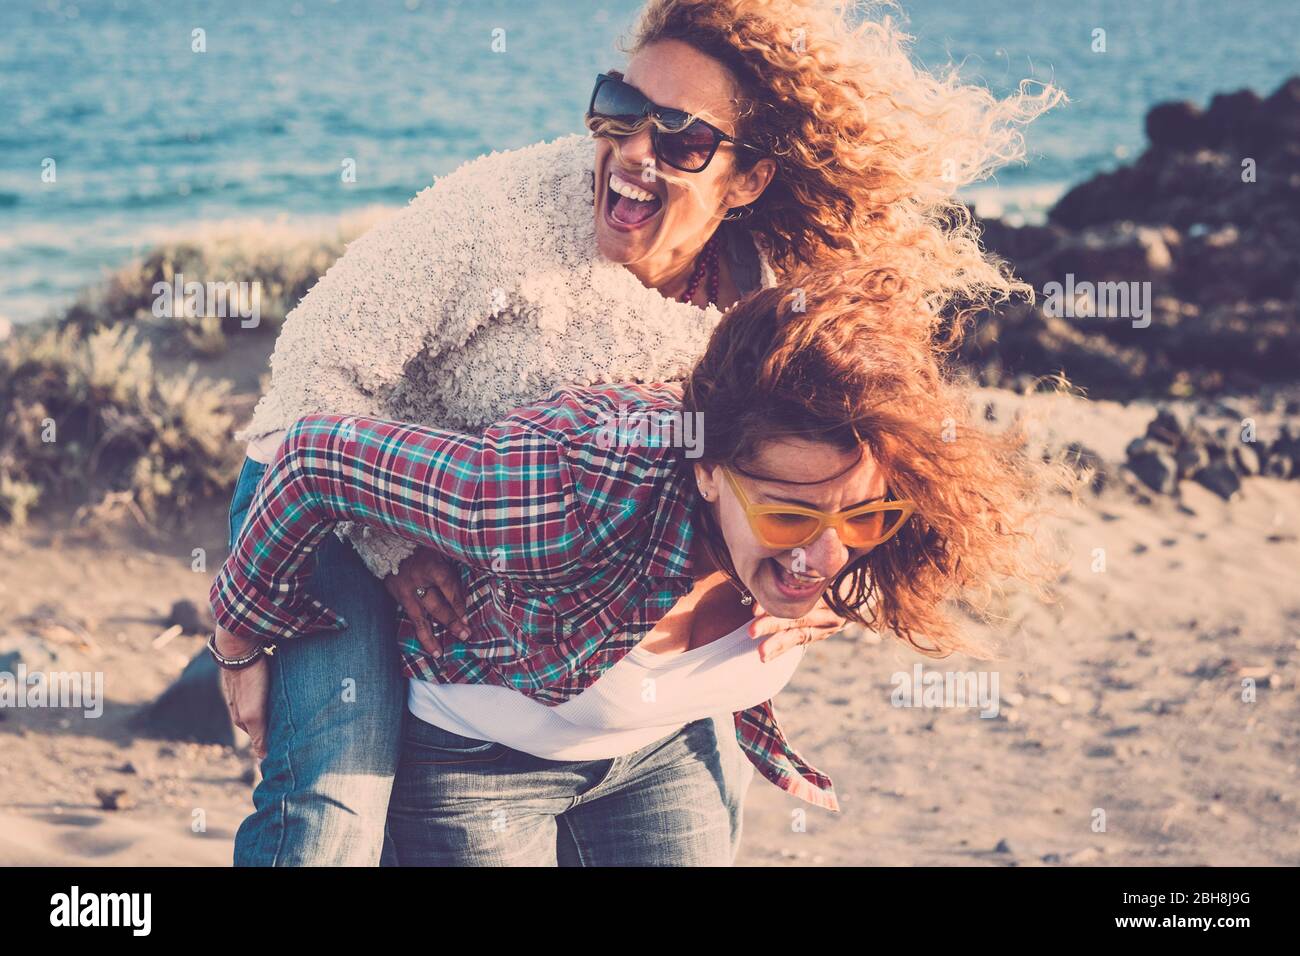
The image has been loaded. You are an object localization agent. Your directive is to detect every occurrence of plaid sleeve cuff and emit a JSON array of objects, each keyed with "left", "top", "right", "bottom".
[{"left": 209, "top": 553, "right": 348, "bottom": 645}]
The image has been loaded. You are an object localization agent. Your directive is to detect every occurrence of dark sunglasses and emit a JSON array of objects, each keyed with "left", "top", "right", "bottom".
[{"left": 586, "top": 72, "right": 766, "bottom": 173}]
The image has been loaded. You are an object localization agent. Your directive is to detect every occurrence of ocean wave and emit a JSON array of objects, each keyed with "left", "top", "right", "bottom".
[
  {"left": 961, "top": 182, "right": 1067, "bottom": 225},
  {"left": 2, "top": 205, "right": 402, "bottom": 324}
]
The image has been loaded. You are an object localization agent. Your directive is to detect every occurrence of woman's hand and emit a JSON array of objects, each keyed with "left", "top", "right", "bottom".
[
  {"left": 215, "top": 627, "right": 272, "bottom": 759},
  {"left": 384, "top": 547, "right": 470, "bottom": 657},
  {"left": 748, "top": 597, "right": 848, "bottom": 662}
]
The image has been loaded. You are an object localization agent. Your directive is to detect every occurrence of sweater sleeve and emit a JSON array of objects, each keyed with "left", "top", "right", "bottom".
[{"left": 339, "top": 525, "right": 419, "bottom": 578}]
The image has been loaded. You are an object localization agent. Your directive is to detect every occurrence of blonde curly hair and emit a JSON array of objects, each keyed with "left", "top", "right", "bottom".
[{"left": 617, "top": 0, "right": 1063, "bottom": 334}]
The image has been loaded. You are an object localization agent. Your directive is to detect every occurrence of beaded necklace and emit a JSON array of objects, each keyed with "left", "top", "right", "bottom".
[{"left": 676, "top": 234, "right": 721, "bottom": 307}]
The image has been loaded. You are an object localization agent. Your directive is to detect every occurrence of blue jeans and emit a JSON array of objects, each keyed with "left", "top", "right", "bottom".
[
  {"left": 226, "top": 455, "right": 754, "bottom": 866},
  {"left": 387, "top": 715, "right": 733, "bottom": 865},
  {"left": 228, "top": 457, "right": 405, "bottom": 866}
]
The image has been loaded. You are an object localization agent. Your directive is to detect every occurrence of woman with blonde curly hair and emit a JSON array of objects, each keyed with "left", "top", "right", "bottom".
[
  {"left": 215, "top": 0, "right": 1060, "bottom": 865},
  {"left": 212, "top": 265, "right": 1055, "bottom": 865}
]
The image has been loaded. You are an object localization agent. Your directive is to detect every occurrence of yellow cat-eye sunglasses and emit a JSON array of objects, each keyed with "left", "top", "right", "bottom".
[{"left": 720, "top": 466, "right": 916, "bottom": 551}]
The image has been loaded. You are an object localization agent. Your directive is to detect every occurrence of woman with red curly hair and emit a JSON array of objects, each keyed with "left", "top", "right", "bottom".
[
  {"left": 212, "top": 266, "right": 1053, "bottom": 865},
  {"left": 217, "top": 0, "right": 1060, "bottom": 866}
]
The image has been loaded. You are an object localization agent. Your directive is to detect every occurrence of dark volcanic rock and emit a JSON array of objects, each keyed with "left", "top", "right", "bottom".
[
  {"left": 970, "top": 75, "right": 1300, "bottom": 402},
  {"left": 1146, "top": 408, "right": 1192, "bottom": 446},
  {"left": 1272, "top": 425, "right": 1300, "bottom": 459},
  {"left": 1194, "top": 463, "right": 1242, "bottom": 500},
  {"left": 1231, "top": 443, "right": 1262, "bottom": 476},
  {"left": 1202, "top": 89, "right": 1264, "bottom": 149},
  {"left": 1048, "top": 80, "right": 1300, "bottom": 234},
  {"left": 1117, "top": 410, "right": 1299, "bottom": 502},
  {"left": 1129, "top": 449, "right": 1178, "bottom": 495},
  {"left": 1145, "top": 101, "right": 1205, "bottom": 150},
  {"left": 1264, "top": 427, "right": 1300, "bottom": 478},
  {"left": 132, "top": 649, "right": 233, "bottom": 746},
  {"left": 164, "top": 599, "right": 212, "bottom": 636},
  {"left": 1264, "top": 453, "right": 1295, "bottom": 479},
  {"left": 1264, "top": 76, "right": 1300, "bottom": 142},
  {"left": 1175, "top": 443, "right": 1210, "bottom": 480},
  {"left": 1061, "top": 442, "right": 1108, "bottom": 494},
  {"left": 1041, "top": 223, "right": 1177, "bottom": 292}
]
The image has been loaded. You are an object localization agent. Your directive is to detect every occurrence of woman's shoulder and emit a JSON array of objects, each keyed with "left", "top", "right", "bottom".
[
  {"left": 495, "top": 383, "right": 685, "bottom": 444},
  {"left": 276, "top": 134, "right": 596, "bottom": 334},
  {"left": 324, "top": 134, "right": 593, "bottom": 270},
  {"left": 511, "top": 385, "right": 695, "bottom": 557},
  {"left": 489, "top": 383, "right": 690, "bottom": 487},
  {"left": 747, "top": 228, "right": 779, "bottom": 290},
  {"left": 483, "top": 382, "right": 695, "bottom": 572},
  {"left": 409, "top": 133, "right": 594, "bottom": 216}
]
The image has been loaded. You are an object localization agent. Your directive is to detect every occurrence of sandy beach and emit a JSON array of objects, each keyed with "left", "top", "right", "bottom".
[{"left": 2, "top": 345, "right": 1296, "bottom": 865}]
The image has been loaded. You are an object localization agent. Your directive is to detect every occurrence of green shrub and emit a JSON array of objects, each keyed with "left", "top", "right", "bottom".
[
  {"left": 0, "top": 324, "right": 241, "bottom": 526},
  {"left": 61, "top": 208, "right": 392, "bottom": 355}
]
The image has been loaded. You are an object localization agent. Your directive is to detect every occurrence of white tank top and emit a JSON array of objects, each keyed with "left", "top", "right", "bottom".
[{"left": 406, "top": 620, "right": 806, "bottom": 761}]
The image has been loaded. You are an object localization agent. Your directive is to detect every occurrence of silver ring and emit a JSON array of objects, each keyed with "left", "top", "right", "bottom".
[{"left": 414, "top": 587, "right": 428, "bottom": 599}]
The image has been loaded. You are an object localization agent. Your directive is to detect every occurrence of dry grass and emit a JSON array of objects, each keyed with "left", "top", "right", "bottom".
[
  {"left": 0, "top": 324, "right": 240, "bottom": 527},
  {"left": 0, "top": 208, "right": 397, "bottom": 527},
  {"left": 61, "top": 207, "right": 393, "bottom": 355}
]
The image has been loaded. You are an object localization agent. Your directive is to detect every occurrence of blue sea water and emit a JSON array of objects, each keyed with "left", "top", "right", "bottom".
[{"left": 1, "top": 0, "right": 1297, "bottom": 324}]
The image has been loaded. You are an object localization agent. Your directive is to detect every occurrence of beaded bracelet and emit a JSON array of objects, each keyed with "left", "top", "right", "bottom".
[{"left": 206, "top": 632, "right": 277, "bottom": 670}]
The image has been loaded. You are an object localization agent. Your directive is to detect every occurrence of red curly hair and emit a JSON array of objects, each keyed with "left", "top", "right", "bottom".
[{"left": 683, "top": 264, "right": 1062, "bottom": 655}]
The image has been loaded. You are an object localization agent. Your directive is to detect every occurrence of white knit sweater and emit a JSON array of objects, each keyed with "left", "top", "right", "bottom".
[{"left": 238, "top": 133, "right": 776, "bottom": 577}]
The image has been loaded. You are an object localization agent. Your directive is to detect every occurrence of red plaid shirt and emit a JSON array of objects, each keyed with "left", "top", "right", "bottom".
[{"left": 211, "top": 383, "right": 838, "bottom": 811}]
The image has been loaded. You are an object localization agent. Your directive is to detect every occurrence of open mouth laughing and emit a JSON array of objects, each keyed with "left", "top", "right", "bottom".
[
  {"left": 602, "top": 168, "right": 665, "bottom": 231},
  {"left": 766, "top": 558, "right": 828, "bottom": 602}
]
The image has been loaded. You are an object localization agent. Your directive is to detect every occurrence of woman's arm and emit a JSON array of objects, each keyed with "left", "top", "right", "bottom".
[
  {"left": 210, "top": 411, "right": 589, "bottom": 648},
  {"left": 238, "top": 154, "right": 537, "bottom": 577}
]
